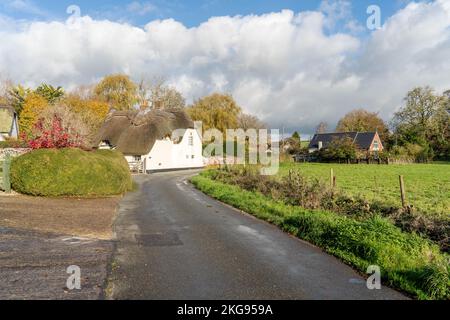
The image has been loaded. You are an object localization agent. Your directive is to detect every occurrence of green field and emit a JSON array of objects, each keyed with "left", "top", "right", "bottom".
[{"left": 279, "top": 162, "right": 450, "bottom": 217}]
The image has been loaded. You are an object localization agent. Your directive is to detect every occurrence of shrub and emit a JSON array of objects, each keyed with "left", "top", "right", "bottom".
[
  {"left": 11, "top": 148, "right": 132, "bottom": 197},
  {"left": 24, "top": 103, "right": 90, "bottom": 149},
  {"left": 318, "top": 137, "right": 357, "bottom": 162}
]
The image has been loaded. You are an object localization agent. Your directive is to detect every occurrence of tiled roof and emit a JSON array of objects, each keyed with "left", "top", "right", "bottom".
[{"left": 309, "top": 132, "right": 377, "bottom": 150}]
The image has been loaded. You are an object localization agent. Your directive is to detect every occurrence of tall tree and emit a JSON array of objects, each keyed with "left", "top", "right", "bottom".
[
  {"left": 35, "top": 84, "right": 64, "bottom": 104},
  {"left": 444, "top": 89, "right": 450, "bottom": 112},
  {"left": 137, "top": 76, "right": 185, "bottom": 110},
  {"left": 94, "top": 74, "right": 137, "bottom": 110},
  {"left": 292, "top": 131, "right": 300, "bottom": 140},
  {"left": 392, "top": 86, "right": 449, "bottom": 159},
  {"left": 187, "top": 93, "right": 242, "bottom": 134},
  {"left": 6, "top": 83, "right": 63, "bottom": 117},
  {"left": 62, "top": 93, "right": 110, "bottom": 142},
  {"left": 8, "top": 85, "right": 31, "bottom": 116},
  {"left": 315, "top": 122, "right": 328, "bottom": 134},
  {"left": 19, "top": 93, "right": 49, "bottom": 136},
  {"left": 336, "top": 108, "right": 389, "bottom": 141},
  {"left": 238, "top": 113, "right": 267, "bottom": 130},
  {"left": 0, "top": 78, "right": 12, "bottom": 105},
  {"left": 393, "top": 87, "right": 443, "bottom": 132}
]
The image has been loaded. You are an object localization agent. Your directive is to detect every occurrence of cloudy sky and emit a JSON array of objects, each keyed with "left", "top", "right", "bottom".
[{"left": 0, "top": 0, "right": 449, "bottom": 134}]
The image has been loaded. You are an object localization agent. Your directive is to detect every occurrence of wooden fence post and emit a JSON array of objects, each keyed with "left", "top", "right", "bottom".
[
  {"left": 330, "top": 168, "right": 334, "bottom": 188},
  {"left": 399, "top": 175, "right": 406, "bottom": 208}
]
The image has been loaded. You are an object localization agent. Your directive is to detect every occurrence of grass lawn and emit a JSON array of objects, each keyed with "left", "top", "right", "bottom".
[{"left": 279, "top": 162, "right": 450, "bottom": 218}]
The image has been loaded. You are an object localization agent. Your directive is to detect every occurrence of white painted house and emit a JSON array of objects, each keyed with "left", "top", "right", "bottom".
[
  {"left": 0, "top": 106, "right": 19, "bottom": 141},
  {"left": 96, "top": 109, "right": 204, "bottom": 173}
]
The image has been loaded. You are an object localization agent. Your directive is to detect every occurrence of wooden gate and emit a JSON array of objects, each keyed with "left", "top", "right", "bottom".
[{"left": 0, "top": 154, "right": 11, "bottom": 193}]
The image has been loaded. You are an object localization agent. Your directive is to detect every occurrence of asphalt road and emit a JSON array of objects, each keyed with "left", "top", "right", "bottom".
[{"left": 109, "top": 170, "right": 406, "bottom": 300}]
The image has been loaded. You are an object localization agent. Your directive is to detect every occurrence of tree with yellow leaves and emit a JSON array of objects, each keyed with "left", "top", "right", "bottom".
[
  {"left": 19, "top": 93, "right": 49, "bottom": 136},
  {"left": 187, "top": 93, "right": 241, "bottom": 134},
  {"left": 62, "top": 93, "right": 110, "bottom": 142},
  {"left": 94, "top": 74, "right": 137, "bottom": 110}
]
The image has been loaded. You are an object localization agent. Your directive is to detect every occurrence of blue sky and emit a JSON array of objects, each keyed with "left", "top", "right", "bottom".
[{"left": 1, "top": 0, "right": 408, "bottom": 28}]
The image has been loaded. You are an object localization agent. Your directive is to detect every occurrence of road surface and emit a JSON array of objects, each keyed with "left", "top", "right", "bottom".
[{"left": 108, "top": 170, "right": 406, "bottom": 300}]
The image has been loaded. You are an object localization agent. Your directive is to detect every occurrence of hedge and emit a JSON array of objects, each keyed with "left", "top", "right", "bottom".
[{"left": 11, "top": 148, "right": 132, "bottom": 197}]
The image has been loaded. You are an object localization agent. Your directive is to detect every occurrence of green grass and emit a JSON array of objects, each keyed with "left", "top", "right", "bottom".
[
  {"left": 11, "top": 148, "right": 133, "bottom": 197},
  {"left": 278, "top": 162, "right": 450, "bottom": 217},
  {"left": 191, "top": 172, "right": 450, "bottom": 300}
]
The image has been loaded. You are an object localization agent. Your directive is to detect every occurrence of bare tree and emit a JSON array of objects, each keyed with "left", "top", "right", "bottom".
[
  {"left": 316, "top": 121, "right": 328, "bottom": 134},
  {"left": 0, "top": 76, "right": 13, "bottom": 105},
  {"left": 71, "top": 84, "right": 96, "bottom": 100},
  {"left": 138, "top": 76, "right": 185, "bottom": 110},
  {"left": 238, "top": 113, "right": 267, "bottom": 130}
]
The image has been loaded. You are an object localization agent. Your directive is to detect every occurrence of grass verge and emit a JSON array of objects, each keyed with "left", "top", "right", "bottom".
[{"left": 191, "top": 171, "right": 450, "bottom": 300}]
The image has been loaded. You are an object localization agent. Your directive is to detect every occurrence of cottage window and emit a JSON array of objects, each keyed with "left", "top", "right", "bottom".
[
  {"left": 133, "top": 155, "right": 141, "bottom": 161},
  {"left": 188, "top": 135, "right": 194, "bottom": 146},
  {"left": 373, "top": 141, "right": 379, "bottom": 151}
]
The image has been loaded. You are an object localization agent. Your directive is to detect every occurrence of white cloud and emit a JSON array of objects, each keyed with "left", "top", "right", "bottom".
[{"left": 0, "top": 1, "right": 449, "bottom": 133}]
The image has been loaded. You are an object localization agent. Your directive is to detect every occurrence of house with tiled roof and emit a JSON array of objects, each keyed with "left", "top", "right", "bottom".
[{"left": 308, "top": 131, "right": 383, "bottom": 153}]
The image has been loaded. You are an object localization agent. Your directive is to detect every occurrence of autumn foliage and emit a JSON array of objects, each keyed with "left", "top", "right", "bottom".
[
  {"left": 18, "top": 93, "right": 49, "bottom": 136},
  {"left": 22, "top": 103, "right": 89, "bottom": 149},
  {"left": 24, "top": 116, "right": 81, "bottom": 149}
]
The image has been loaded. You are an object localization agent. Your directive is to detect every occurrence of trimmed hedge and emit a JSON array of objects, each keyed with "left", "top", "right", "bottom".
[
  {"left": 191, "top": 172, "right": 450, "bottom": 300},
  {"left": 11, "top": 148, "right": 132, "bottom": 197}
]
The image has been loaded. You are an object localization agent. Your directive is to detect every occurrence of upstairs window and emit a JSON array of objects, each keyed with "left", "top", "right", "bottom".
[
  {"left": 373, "top": 141, "right": 379, "bottom": 151},
  {"left": 188, "top": 135, "right": 194, "bottom": 146}
]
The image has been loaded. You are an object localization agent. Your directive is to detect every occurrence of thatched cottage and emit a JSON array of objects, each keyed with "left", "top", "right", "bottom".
[
  {"left": 96, "top": 109, "right": 204, "bottom": 173},
  {"left": 0, "top": 106, "right": 19, "bottom": 141}
]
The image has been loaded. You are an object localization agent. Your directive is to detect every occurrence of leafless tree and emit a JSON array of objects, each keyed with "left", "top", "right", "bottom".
[
  {"left": 0, "top": 76, "right": 13, "bottom": 105},
  {"left": 316, "top": 121, "right": 328, "bottom": 134},
  {"left": 238, "top": 113, "right": 267, "bottom": 130},
  {"left": 138, "top": 76, "right": 185, "bottom": 110}
]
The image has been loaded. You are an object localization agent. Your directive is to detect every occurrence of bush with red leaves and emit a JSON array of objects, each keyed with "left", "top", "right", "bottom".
[{"left": 22, "top": 115, "right": 84, "bottom": 149}]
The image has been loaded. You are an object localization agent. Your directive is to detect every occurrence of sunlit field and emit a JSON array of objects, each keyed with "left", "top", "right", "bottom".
[{"left": 279, "top": 162, "right": 450, "bottom": 217}]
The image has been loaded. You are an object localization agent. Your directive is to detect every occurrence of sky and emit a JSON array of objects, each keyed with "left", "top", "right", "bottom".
[{"left": 0, "top": 0, "right": 449, "bottom": 134}]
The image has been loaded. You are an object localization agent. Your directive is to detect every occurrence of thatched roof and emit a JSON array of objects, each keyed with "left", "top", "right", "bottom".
[{"left": 95, "top": 109, "right": 194, "bottom": 155}]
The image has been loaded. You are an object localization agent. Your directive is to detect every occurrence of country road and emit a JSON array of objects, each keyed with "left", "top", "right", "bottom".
[{"left": 108, "top": 170, "right": 406, "bottom": 300}]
